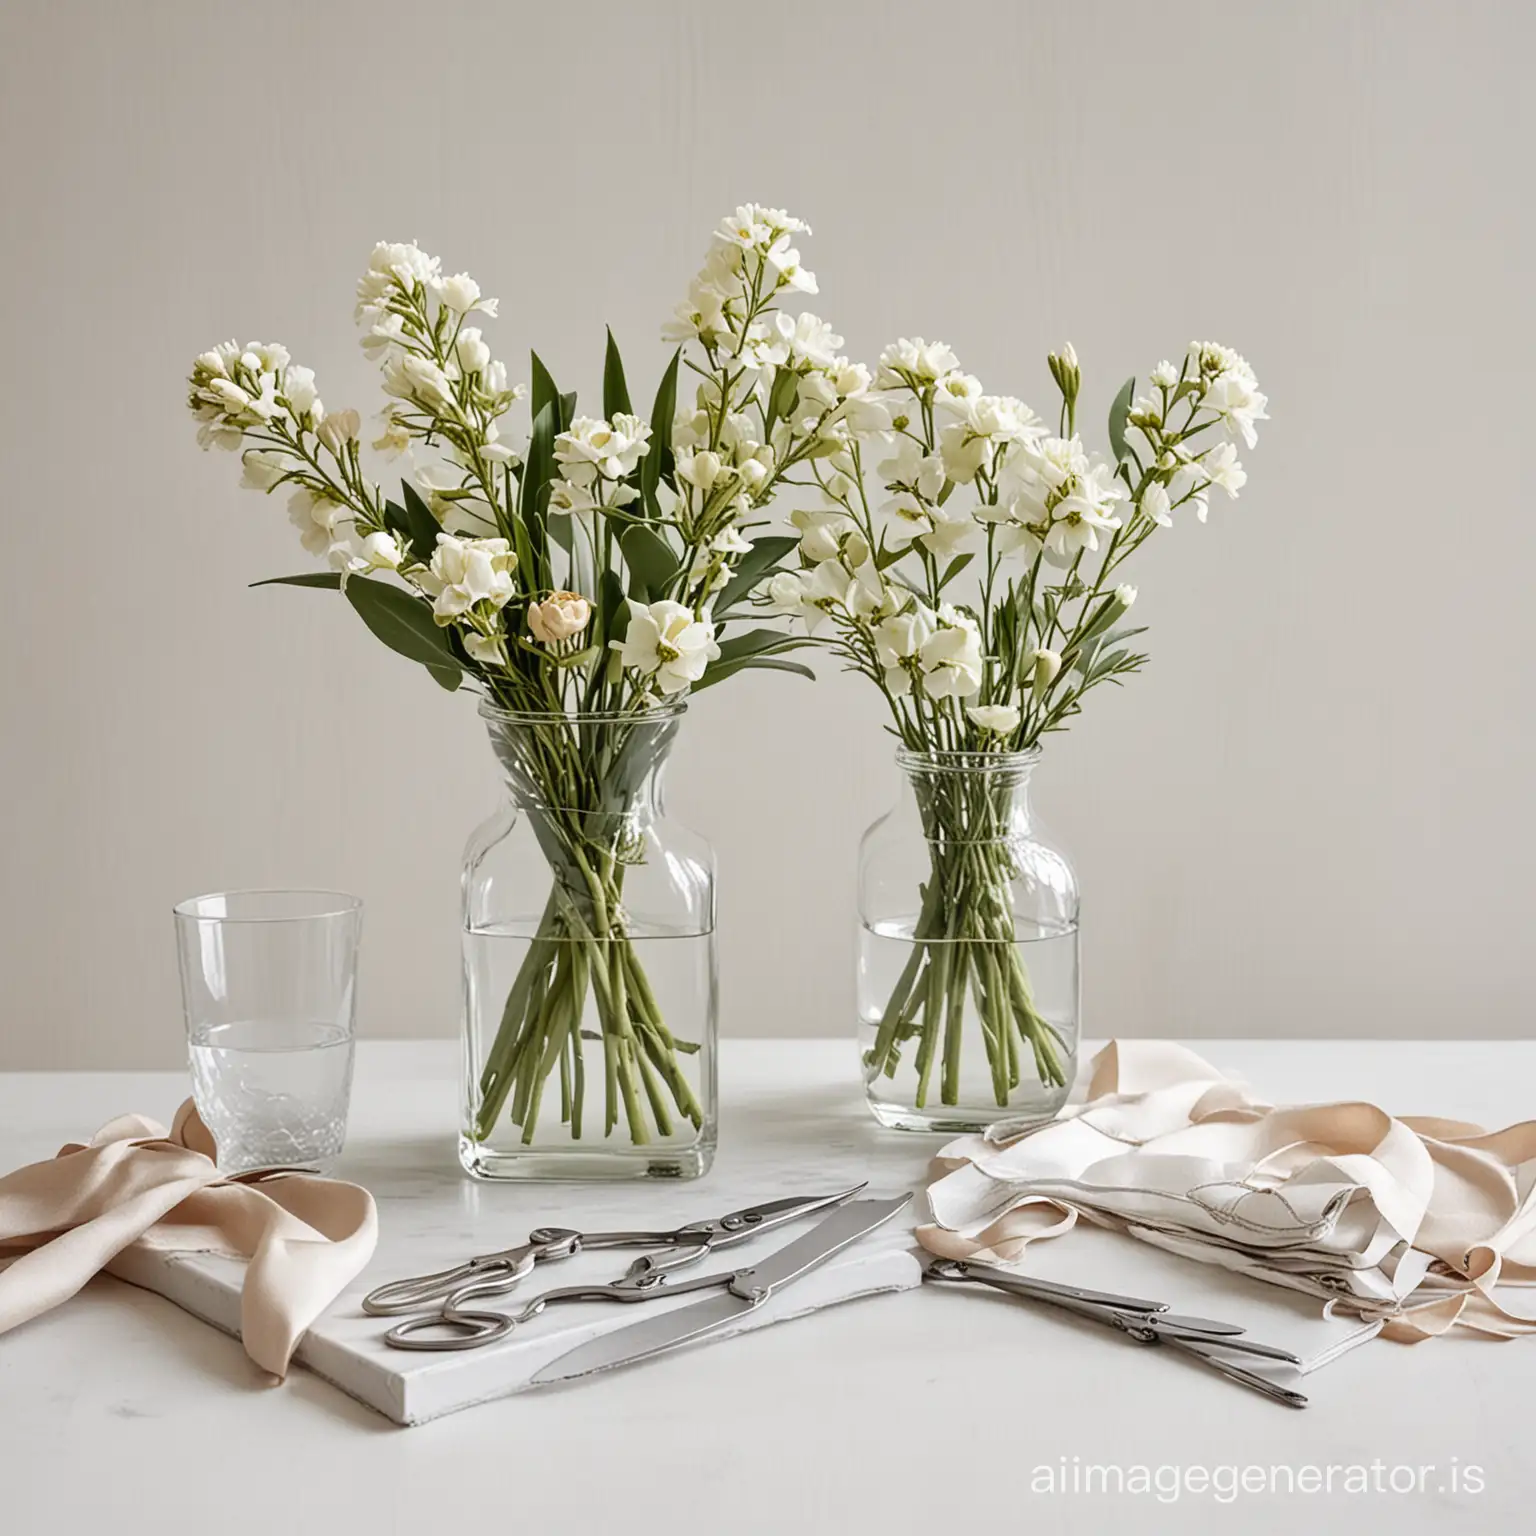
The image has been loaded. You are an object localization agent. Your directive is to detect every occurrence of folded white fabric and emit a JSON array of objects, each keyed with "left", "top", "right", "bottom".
[{"left": 918, "top": 1041, "right": 1536, "bottom": 1341}]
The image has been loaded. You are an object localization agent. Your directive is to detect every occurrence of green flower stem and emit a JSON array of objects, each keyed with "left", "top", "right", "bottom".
[{"left": 861, "top": 774, "right": 1069, "bottom": 1110}]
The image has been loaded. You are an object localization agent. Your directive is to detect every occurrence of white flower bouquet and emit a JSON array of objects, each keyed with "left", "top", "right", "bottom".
[
  {"left": 756, "top": 333, "right": 1267, "bottom": 1116},
  {"left": 185, "top": 216, "right": 852, "bottom": 1155}
]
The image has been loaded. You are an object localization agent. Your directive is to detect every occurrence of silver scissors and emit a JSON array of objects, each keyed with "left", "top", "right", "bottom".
[
  {"left": 387, "top": 1193, "right": 911, "bottom": 1354},
  {"left": 361, "top": 1183, "right": 867, "bottom": 1317},
  {"left": 924, "top": 1257, "right": 1309, "bottom": 1408}
]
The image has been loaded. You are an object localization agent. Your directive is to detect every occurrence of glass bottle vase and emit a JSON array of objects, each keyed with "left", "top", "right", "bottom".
[
  {"left": 858, "top": 748, "right": 1079, "bottom": 1134},
  {"left": 459, "top": 702, "right": 717, "bottom": 1180}
]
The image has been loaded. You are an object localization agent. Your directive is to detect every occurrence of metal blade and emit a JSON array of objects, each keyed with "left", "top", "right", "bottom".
[
  {"left": 728, "top": 1194, "right": 912, "bottom": 1295},
  {"left": 698, "top": 1182, "right": 870, "bottom": 1248},
  {"left": 531, "top": 1193, "right": 911, "bottom": 1387}
]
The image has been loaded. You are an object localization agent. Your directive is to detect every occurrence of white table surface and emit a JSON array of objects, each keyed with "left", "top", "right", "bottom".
[{"left": 4, "top": 1037, "right": 1534, "bottom": 1536}]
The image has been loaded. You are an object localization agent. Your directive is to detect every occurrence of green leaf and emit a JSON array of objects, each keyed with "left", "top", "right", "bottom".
[
  {"left": 597, "top": 568, "right": 628, "bottom": 649},
  {"left": 518, "top": 400, "right": 558, "bottom": 589},
  {"left": 398, "top": 482, "right": 443, "bottom": 564},
  {"left": 529, "top": 351, "right": 560, "bottom": 428},
  {"left": 767, "top": 366, "right": 799, "bottom": 423},
  {"left": 714, "top": 626, "right": 811, "bottom": 660},
  {"left": 693, "top": 636, "right": 817, "bottom": 691},
  {"left": 252, "top": 572, "right": 343, "bottom": 589},
  {"left": 603, "top": 328, "right": 632, "bottom": 419},
  {"left": 621, "top": 524, "right": 679, "bottom": 600},
  {"left": 714, "top": 535, "right": 800, "bottom": 614},
  {"left": 559, "top": 390, "right": 578, "bottom": 432},
  {"left": 939, "top": 551, "right": 975, "bottom": 589},
  {"left": 343, "top": 576, "right": 462, "bottom": 691},
  {"left": 640, "top": 348, "right": 681, "bottom": 518},
  {"left": 1108, "top": 375, "right": 1136, "bottom": 463}
]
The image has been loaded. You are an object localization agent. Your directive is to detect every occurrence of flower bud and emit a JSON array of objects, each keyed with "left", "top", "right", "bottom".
[
  {"left": 318, "top": 409, "right": 361, "bottom": 453},
  {"left": 1114, "top": 583, "right": 1138, "bottom": 610},
  {"left": 1029, "top": 647, "right": 1062, "bottom": 702},
  {"left": 1047, "top": 342, "right": 1081, "bottom": 406}
]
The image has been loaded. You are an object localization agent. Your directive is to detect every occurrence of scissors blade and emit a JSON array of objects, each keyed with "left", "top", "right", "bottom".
[
  {"left": 702, "top": 1182, "right": 869, "bottom": 1247},
  {"left": 531, "top": 1195, "right": 909, "bottom": 1387}
]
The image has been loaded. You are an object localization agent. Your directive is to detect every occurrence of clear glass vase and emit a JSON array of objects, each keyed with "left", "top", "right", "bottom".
[
  {"left": 459, "top": 703, "right": 717, "bottom": 1180},
  {"left": 858, "top": 748, "right": 1079, "bottom": 1134}
]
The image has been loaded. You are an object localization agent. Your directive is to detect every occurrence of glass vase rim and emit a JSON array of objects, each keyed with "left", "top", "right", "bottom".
[
  {"left": 479, "top": 700, "right": 689, "bottom": 727},
  {"left": 894, "top": 745, "right": 1042, "bottom": 775}
]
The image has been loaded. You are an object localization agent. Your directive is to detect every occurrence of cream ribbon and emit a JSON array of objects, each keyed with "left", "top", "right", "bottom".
[
  {"left": 0, "top": 1100, "right": 377, "bottom": 1376},
  {"left": 918, "top": 1041, "right": 1536, "bottom": 1342}
]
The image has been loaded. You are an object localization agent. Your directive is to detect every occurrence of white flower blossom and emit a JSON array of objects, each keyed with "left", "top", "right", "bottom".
[
  {"left": 968, "top": 703, "right": 1021, "bottom": 734},
  {"left": 919, "top": 606, "right": 984, "bottom": 699},
  {"left": 287, "top": 489, "right": 344, "bottom": 557},
  {"left": 1203, "top": 370, "right": 1269, "bottom": 450},
  {"left": 1201, "top": 441, "right": 1247, "bottom": 498},
  {"left": 435, "top": 272, "right": 497, "bottom": 316},
  {"left": 455, "top": 327, "right": 491, "bottom": 374},
  {"left": 875, "top": 338, "right": 961, "bottom": 389},
  {"left": 612, "top": 599, "right": 720, "bottom": 695},
  {"left": 382, "top": 352, "right": 456, "bottom": 413},
  {"left": 555, "top": 415, "right": 652, "bottom": 483},
  {"left": 414, "top": 534, "right": 516, "bottom": 622},
  {"left": 239, "top": 449, "right": 288, "bottom": 492},
  {"left": 1140, "top": 481, "right": 1173, "bottom": 527},
  {"left": 462, "top": 631, "right": 506, "bottom": 667},
  {"left": 874, "top": 606, "right": 937, "bottom": 696}
]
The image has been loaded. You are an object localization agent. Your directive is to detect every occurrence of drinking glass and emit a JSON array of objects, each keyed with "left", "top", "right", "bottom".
[{"left": 174, "top": 889, "right": 362, "bottom": 1172}]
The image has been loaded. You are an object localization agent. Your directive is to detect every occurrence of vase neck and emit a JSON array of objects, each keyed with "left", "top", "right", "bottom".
[
  {"left": 895, "top": 748, "right": 1039, "bottom": 841},
  {"left": 483, "top": 710, "right": 680, "bottom": 826}
]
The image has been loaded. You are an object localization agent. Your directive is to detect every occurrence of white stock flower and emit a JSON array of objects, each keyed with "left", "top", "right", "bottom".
[
  {"left": 282, "top": 365, "right": 323, "bottom": 422},
  {"left": 462, "top": 631, "right": 506, "bottom": 666},
  {"left": 1203, "top": 371, "right": 1269, "bottom": 450},
  {"left": 1141, "top": 481, "right": 1173, "bottom": 527},
  {"left": 317, "top": 408, "right": 361, "bottom": 454},
  {"left": 373, "top": 412, "right": 412, "bottom": 459},
  {"left": 880, "top": 437, "right": 946, "bottom": 501},
  {"left": 875, "top": 338, "right": 961, "bottom": 389},
  {"left": 359, "top": 530, "right": 403, "bottom": 571},
  {"left": 764, "top": 570, "right": 810, "bottom": 618},
  {"left": 1201, "top": 441, "right": 1247, "bottom": 498},
  {"left": 675, "top": 447, "right": 725, "bottom": 493},
  {"left": 874, "top": 606, "right": 937, "bottom": 696},
  {"left": 613, "top": 599, "right": 720, "bottom": 694},
  {"left": 918, "top": 498, "right": 977, "bottom": 558},
  {"left": 360, "top": 312, "right": 406, "bottom": 359},
  {"left": 435, "top": 272, "right": 497, "bottom": 316},
  {"left": 919, "top": 605, "right": 984, "bottom": 699},
  {"left": 415, "top": 534, "right": 515, "bottom": 622},
  {"left": 934, "top": 372, "right": 984, "bottom": 413},
  {"left": 968, "top": 703, "right": 1021, "bottom": 734},
  {"left": 356, "top": 240, "right": 440, "bottom": 316},
  {"left": 383, "top": 352, "right": 456, "bottom": 413},
  {"left": 1114, "top": 583, "right": 1138, "bottom": 609},
  {"left": 455, "top": 327, "right": 491, "bottom": 374},
  {"left": 555, "top": 415, "right": 652, "bottom": 482},
  {"left": 938, "top": 422, "right": 991, "bottom": 485},
  {"left": 287, "top": 489, "right": 343, "bottom": 557},
  {"left": 1150, "top": 359, "right": 1181, "bottom": 389},
  {"left": 239, "top": 449, "right": 288, "bottom": 492},
  {"left": 662, "top": 277, "right": 731, "bottom": 345},
  {"left": 764, "top": 233, "right": 817, "bottom": 294},
  {"left": 548, "top": 478, "right": 603, "bottom": 519},
  {"left": 1190, "top": 341, "right": 1256, "bottom": 387},
  {"left": 528, "top": 590, "right": 592, "bottom": 645}
]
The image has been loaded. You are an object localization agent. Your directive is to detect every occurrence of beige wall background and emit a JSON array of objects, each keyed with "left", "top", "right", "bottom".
[{"left": 1, "top": 0, "right": 1531, "bottom": 1069}]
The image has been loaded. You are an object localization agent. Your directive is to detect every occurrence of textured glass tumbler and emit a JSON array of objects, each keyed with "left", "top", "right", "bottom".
[{"left": 174, "top": 889, "right": 362, "bottom": 1172}]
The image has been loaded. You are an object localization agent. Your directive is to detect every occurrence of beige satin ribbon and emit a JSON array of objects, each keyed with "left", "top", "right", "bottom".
[
  {"left": 919, "top": 1040, "right": 1536, "bottom": 1343},
  {"left": 0, "top": 1100, "right": 377, "bottom": 1377}
]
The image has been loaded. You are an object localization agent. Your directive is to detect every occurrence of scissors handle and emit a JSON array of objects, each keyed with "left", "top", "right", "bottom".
[{"left": 361, "top": 1228, "right": 582, "bottom": 1316}]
